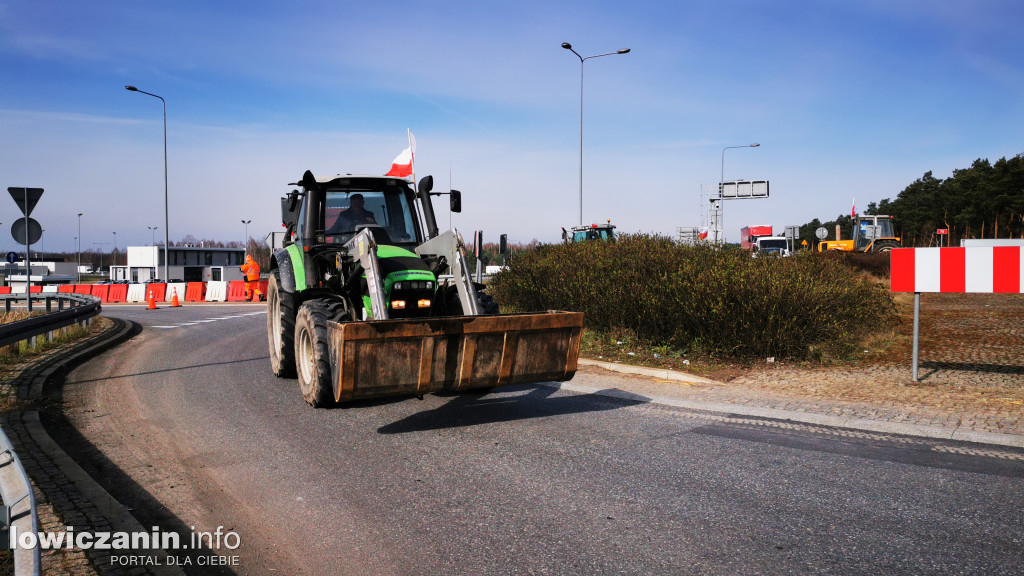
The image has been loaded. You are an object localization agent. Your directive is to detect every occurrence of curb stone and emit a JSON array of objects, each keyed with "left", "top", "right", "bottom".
[
  {"left": 574, "top": 359, "right": 1024, "bottom": 449},
  {"left": 2, "top": 317, "right": 185, "bottom": 576}
]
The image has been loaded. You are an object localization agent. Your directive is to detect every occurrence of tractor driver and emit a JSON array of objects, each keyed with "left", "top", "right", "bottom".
[{"left": 328, "top": 193, "right": 376, "bottom": 234}]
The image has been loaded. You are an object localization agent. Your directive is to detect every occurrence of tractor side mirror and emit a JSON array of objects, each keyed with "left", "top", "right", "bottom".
[{"left": 449, "top": 190, "right": 462, "bottom": 213}]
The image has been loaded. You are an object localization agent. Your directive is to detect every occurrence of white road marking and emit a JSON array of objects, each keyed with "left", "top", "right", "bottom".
[{"left": 147, "top": 310, "right": 266, "bottom": 330}]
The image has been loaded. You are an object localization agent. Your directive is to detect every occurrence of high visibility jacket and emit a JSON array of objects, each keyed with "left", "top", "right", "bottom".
[{"left": 240, "top": 260, "right": 261, "bottom": 282}]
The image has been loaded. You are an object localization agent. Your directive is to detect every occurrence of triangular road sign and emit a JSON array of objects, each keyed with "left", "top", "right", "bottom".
[{"left": 7, "top": 187, "right": 44, "bottom": 217}]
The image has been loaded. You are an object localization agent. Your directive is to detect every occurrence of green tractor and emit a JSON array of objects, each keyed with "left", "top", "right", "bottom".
[{"left": 268, "top": 170, "right": 583, "bottom": 407}]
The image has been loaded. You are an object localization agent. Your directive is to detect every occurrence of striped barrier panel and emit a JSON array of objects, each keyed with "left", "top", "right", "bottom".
[
  {"left": 205, "top": 281, "right": 227, "bottom": 302},
  {"left": 74, "top": 284, "right": 91, "bottom": 294},
  {"left": 0, "top": 287, "right": 9, "bottom": 295},
  {"left": 127, "top": 284, "right": 147, "bottom": 302},
  {"left": 891, "top": 246, "right": 1023, "bottom": 293},
  {"left": 58, "top": 285, "right": 75, "bottom": 293},
  {"left": 165, "top": 283, "right": 187, "bottom": 303},
  {"left": 185, "top": 282, "right": 206, "bottom": 302},
  {"left": 42, "top": 285, "right": 58, "bottom": 293}
]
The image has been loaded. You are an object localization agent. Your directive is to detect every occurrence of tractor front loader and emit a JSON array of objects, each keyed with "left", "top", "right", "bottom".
[{"left": 267, "top": 170, "right": 583, "bottom": 407}]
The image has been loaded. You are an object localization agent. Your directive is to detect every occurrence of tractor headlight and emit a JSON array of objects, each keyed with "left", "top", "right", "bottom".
[
  {"left": 391, "top": 300, "right": 407, "bottom": 310},
  {"left": 417, "top": 299, "right": 431, "bottom": 308}
]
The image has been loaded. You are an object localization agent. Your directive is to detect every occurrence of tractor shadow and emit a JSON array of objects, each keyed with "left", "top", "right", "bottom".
[{"left": 376, "top": 383, "right": 649, "bottom": 434}]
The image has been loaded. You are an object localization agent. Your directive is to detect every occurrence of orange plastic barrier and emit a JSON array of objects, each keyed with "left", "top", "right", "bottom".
[
  {"left": 185, "top": 282, "right": 206, "bottom": 302},
  {"left": 107, "top": 284, "right": 128, "bottom": 303},
  {"left": 91, "top": 284, "right": 110, "bottom": 302},
  {"left": 29, "top": 286, "right": 42, "bottom": 293},
  {"left": 146, "top": 283, "right": 166, "bottom": 302},
  {"left": 0, "top": 287, "right": 10, "bottom": 295},
  {"left": 74, "top": 285, "right": 91, "bottom": 294},
  {"left": 257, "top": 280, "right": 268, "bottom": 295},
  {"left": 227, "top": 281, "right": 248, "bottom": 302},
  {"left": 58, "top": 285, "right": 75, "bottom": 293}
]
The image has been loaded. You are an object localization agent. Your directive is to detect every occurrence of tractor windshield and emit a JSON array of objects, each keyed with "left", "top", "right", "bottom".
[
  {"left": 572, "top": 226, "right": 615, "bottom": 242},
  {"left": 323, "top": 182, "right": 419, "bottom": 245}
]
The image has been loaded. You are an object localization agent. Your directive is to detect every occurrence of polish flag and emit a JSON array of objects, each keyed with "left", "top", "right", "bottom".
[
  {"left": 852, "top": 198, "right": 856, "bottom": 218},
  {"left": 698, "top": 226, "right": 709, "bottom": 240},
  {"left": 386, "top": 129, "right": 417, "bottom": 177}
]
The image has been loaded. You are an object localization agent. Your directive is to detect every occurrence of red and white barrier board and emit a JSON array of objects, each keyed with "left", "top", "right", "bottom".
[{"left": 891, "top": 247, "right": 1024, "bottom": 293}]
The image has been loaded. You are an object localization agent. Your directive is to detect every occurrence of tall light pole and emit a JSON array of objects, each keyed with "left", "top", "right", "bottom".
[
  {"left": 562, "top": 42, "right": 630, "bottom": 226},
  {"left": 148, "top": 226, "right": 158, "bottom": 246},
  {"left": 721, "top": 143, "right": 760, "bottom": 186},
  {"left": 713, "top": 143, "right": 760, "bottom": 243},
  {"left": 125, "top": 85, "right": 169, "bottom": 282},
  {"left": 241, "top": 219, "right": 251, "bottom": 251},
  {"left": 77, "top": 213, "right": 83, "bottom": 283}
]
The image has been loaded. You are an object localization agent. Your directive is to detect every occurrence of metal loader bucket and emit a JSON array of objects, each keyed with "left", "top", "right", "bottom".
[{"left": 327, "top": 311, "right": 584, "bottom": 402}]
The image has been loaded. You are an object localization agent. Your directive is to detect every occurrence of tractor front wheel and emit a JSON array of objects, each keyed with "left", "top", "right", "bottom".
[
  {"left": 267, "top": 270, "right": 297, "bottom": 378},
  {"left": 295, "top": 300, "right": 337, "bottom": 407}
]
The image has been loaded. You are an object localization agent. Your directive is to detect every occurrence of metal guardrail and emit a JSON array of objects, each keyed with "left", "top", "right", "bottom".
[
  {"left": 0, "top": 293, "right": 102, "bottom": 349},
  {"left": 0, "top": 426, "right": 42, "bottom": 576}
]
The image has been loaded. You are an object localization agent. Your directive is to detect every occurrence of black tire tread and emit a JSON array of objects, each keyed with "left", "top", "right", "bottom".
[
  {"left": 295, "top": 299, "right": 337, "bottom": 407},
  {"left": 267, "top": 270, "right": 297, "bottom": 378}
]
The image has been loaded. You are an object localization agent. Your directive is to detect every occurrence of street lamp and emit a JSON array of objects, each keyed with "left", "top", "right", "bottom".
[
  {"left": 148, "top": 226, "right": 158, "bottom": 246},
  {"left": 241, "top": 219, "right": 251, "bottom": 250},
  {"left": 562, "top": 42, "right": 630, "bottom": 226},
  {"left": 721, "top": 143, "right": 760, "bottom": 185},
  {"left": 125, "top": 85, "right": 169, "bottom": 283},
  {"left": 712, "top": 143, "right": 760, "bottom": 243},
  {"left": 77, "top": 213, "right": 83, "bottom": 283}
]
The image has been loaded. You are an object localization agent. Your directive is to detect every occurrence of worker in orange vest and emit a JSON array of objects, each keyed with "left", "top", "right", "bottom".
[{"left": 240, "top": 254, "right": 262, "bottom": 301}]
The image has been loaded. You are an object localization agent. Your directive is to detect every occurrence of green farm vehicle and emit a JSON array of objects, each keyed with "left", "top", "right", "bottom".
[{"left": 267, "top": 170, "right": 583, "bottom": 407}]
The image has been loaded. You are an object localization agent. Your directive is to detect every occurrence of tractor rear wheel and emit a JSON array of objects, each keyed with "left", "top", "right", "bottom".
[
  {"left": 267, "top": 270, "right": 297, "bottom": 378},
  {"left": 295, "top": 299, "right": 336, "bottom": 407},
  {"left": 873, "top": 240, "right": 900, "bottom": 253}
]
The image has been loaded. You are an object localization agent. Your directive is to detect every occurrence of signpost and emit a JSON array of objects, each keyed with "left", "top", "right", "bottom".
[
  {"left": 936, "top": 228, "right": 948, "bottom": 248},
  {"left": 7, "top": 187, "right": 44, "bottom": 311}
]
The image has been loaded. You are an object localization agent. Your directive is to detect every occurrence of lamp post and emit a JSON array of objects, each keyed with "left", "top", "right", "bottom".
[
  {"left": 721, "top": 143, "right": 760, "bottom": 186},
  {"left": 77, "top": 213, "right": 83, "bottom": 283},
  {"left": 561, "top": 42, "right": 630, "bottom": 226},
  {"left": 241, "top": 219, "right": 251, "bottom": 251},
  {"left": 125, "top": 85, "right": 169, "bottom": 283},
  {"left": 148, "top": 226, "right": 158, "bottom": 246},
  {"left": 712, "top": 143, "right": 760, "bottom": 244}
]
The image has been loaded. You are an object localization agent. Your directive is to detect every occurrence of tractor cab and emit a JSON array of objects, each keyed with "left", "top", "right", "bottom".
[
  {"left": 562, "top": 221, "right": 617, "bottom": 243},
  {"left": 853, "top": 215, "right": 896, "bottom": 251}
]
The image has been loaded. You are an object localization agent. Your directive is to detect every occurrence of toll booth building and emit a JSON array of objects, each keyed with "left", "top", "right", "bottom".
[{"left": 110, "top": 246, "right": 246, "bottom": 283}]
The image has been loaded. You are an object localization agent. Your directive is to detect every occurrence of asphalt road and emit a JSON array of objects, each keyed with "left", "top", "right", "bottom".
[{"left": 56, "top": 304, "right": 1024, "bottom": 576}]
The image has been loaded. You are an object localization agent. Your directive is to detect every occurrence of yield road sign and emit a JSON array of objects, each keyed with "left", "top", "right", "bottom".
[{"left": 7, "top": 187, "right": 44, "bottom": 217}]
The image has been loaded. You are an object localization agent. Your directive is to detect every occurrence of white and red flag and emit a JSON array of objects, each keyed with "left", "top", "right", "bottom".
[
  {"left": 851, "top": 198, "right": 856, "bottom": 218},
  {"left": 385, "top": 129, "right": 417, "bottom": 177}
]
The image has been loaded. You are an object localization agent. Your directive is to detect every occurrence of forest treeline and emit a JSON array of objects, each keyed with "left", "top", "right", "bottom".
[{"left": 798, "top": 154, "right": 1024, "bottom": 248}]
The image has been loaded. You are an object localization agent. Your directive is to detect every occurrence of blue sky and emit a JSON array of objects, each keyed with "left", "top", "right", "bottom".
[{"left": 2, "top": 0, "right": 1022, "bottom": 252}]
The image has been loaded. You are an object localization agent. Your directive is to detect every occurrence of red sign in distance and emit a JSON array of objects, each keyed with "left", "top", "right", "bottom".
[{"left": 937, "top": 229, "right": 949, "bottom": 235}]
